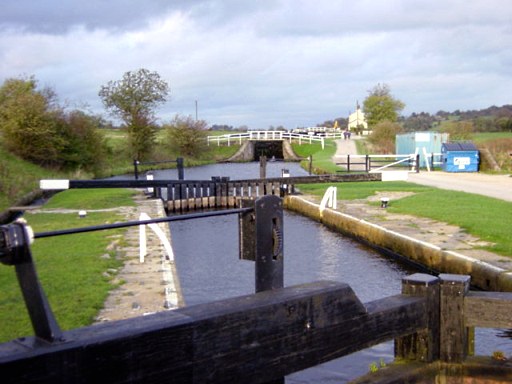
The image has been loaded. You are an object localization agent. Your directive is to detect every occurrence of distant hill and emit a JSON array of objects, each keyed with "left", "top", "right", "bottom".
[{"left": 401, "top": 104, "right": 512, "bottom": 132}]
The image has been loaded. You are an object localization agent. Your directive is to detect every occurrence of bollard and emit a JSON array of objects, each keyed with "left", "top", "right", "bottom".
[
  {"left": 439, "top": 274, "right": 472, "bottom": 363},
  {"left": 396, "top": 273, "right": 440, "bottom": 362}
]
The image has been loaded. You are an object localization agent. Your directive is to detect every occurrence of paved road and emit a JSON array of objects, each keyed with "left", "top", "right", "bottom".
[
  {"left": 333, "top": 138, "right": 512, "bottom": 202},
  {"left": 407, "top": 172, "right": 512, "bottom": 202}
]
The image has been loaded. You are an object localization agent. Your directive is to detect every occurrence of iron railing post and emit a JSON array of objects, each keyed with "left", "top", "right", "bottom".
[
  {"left": 177, "top": 157, "right": 184, "bottom": 180},
  {"left": 0, "top": 221, "right": 62, "bottom": 344},
  {"left": 254, "top": 195, "right": 283, "bottom": 292}
]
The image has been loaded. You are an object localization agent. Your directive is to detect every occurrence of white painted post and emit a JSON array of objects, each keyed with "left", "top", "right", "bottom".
[
  {"left": 319, "top": 186, "right": 337, "bottom": 217},
  {"left": 139, "top": 214, "right": 147, "bottom": 263},
  {"left": 423, "top": 147, "right": 431, "bottom": 172},
  {"left": 139, "top": 213, "right": 175, "bottom": 264}
]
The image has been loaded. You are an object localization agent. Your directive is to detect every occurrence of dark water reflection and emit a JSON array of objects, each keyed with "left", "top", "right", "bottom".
[{"left": 170, "top": 211, "right": 414, "bottom": 382}]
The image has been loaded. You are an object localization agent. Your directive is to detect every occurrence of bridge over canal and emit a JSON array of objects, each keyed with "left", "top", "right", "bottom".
[{"left": 208, "top": 130, "right": 343, "bottom": 161}]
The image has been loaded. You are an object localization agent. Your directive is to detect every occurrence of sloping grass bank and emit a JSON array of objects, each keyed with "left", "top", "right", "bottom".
[
  {"left": 291, "top": 139, "right": 339, "bottom": 174},
  {"left": 0, "top": 188, "right": 136, "bottom": 343},
  {"left": 298, "top": 181, "right": 512, "bottom": 257}
]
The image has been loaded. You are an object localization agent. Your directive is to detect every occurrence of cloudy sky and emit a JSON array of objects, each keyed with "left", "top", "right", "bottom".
[{"left": 1, "top": 0, "right": 511, "bottom": 129}]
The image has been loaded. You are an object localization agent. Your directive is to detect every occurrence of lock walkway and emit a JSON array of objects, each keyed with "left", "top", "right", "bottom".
[{"left": 95, "top": 192, "right": 183, "bottom": 322}]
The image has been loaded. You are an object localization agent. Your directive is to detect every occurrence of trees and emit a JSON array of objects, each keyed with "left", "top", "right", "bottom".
[
  {"left": 99, "top": 68, "right": 169, "bottom": 160},
  {"left": 164, "top": 115, "right": 209, "bottom": 158},
  {"left": 0, "top": 77, "right": 66, "bottom": 166},
  {"left": 0, "top": 76, "right": 107, "bottom": 174},
  {"left": 441, "top": 121, "right": 474, "bottom": 141},
  {"left": 367, "top": 121, "right": 403, "bottom": 153},
  {"left": 363, "top": 83, "right": 405, "bottom": 127}
]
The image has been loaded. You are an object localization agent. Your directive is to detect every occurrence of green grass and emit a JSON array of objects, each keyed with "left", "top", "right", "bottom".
[
  {"left": 292, "top": 139, "right": 340, "bottom": 174},
  {"left": 0, "top": 189, "right": 135, "bottom": 343},
  {"left": 297, "top": 181, "right": 512, "bottom": 257},
  {"left": 298, "top": 181, "right": 431, "bottom": 200},
  {"left": 390, "top": 190, "right": 512, "bottom": 256},
  {"left": 44, "top": 188, "right": 136, "bottom": 210},
  {"left": 472, "top": 132, "right": 512, "bottom": 144},
  {"left": 0, "top": 146, "right": 68, "bottom": 211}
]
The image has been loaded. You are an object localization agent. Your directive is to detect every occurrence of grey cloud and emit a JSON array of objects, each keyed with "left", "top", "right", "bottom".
[{"left": 0, "top": 0, "right": 195, "bottom": 33}]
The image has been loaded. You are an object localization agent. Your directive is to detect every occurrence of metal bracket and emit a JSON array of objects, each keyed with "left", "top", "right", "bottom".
[
  {"left": 239, "top": 195, "right": 284, "bottom": 292},
  {"left": 0, "top": 221, "right": 63, "bottom": 344}
]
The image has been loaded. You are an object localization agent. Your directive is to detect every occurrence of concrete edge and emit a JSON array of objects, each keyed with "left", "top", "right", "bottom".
[
  {"left": 284, "top": 195, "right": 512, "bottom": 292},
  {"left": 153, "top": 198, "right": 186, "bottom": 308}
]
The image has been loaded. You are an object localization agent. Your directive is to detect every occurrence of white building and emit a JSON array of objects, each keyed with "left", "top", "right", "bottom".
[{"left": 348, "top": 103, "right": 369, "bottom": 135}]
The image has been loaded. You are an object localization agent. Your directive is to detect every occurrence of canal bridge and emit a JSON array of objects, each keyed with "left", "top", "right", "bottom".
[{"left": 207, "top": 130, "right": 343, "bottom": 161}]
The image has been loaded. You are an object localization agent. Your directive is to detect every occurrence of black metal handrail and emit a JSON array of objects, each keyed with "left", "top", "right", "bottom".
[{"left": 34, "top": 208, "right": 252, "bottom": 239}]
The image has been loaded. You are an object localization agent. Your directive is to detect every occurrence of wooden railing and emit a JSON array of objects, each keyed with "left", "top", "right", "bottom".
[
  {"left": 2, "top": 271, "right": 511, "bottom": 383},
  {"left": 335, "top": 152, "right": 444, "bottom": 173},
  {"left": 207, "top": 131, "right": 343, "bottom": 149},
  {"left": 40, "top": 174, "right": 382, "bottom": 213}
]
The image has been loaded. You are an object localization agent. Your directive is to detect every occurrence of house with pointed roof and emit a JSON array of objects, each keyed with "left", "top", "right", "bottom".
[{"left": 348, "top": 102, "right": 369, "bottom": 135}]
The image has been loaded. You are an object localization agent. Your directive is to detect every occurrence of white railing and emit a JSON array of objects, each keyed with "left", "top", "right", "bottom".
[
  {"left": 334, "top": 152, "right": 443, "bottom": 173},
  {"left": 207, "top": 131, "right": 343, "bottom": 150},
  {"left": 319, "top": 186, "right": 337, "bottom": 217},
  {"left": 139, "top": 213, "right": 178, "bottom": 309}
]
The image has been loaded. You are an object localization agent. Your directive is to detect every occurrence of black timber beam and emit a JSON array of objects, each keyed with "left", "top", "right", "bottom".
[
  {"left": 0, "top": 281, "right": 425, "bottom": 384},
  {"left": 64, "top": 173, "right": 381, "bottom": 189}
]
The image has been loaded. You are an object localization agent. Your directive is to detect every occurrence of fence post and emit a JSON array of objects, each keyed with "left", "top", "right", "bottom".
[
  {"left": 365, "top": 154, "right": 369, "bottom": 172},
  {"left": 439, "top": 274, "right": 471, "bottom": 363},
  {"left": 395, "top": 273, "right": 440, "bottom": 362},
  {"left": 347, "top": 154, "right": 350, "bottom": 173},
  {"left": 133, "top": 159, "right": 139, "bottom": 180},
  {"left": 176, "top": 157, "right": 184, "bottom": 180},
  {"left": 308, "top": 155, "right": 313, "bottom": 175},
  {"left": 260, "top": 156, "right": 267, "bottom": 179},
  {"left": 416, "top": 154, "right": 420, "bottom": 173}
]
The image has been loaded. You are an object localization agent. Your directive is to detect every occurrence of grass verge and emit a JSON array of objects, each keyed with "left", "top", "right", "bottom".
[
  {"left": 0, "top": 188, "right": 136, "bottom": 343},
  {"left": 292, "top": 139, "right": 340, "bottom": 174},
  {"left": 297, "top": 181, "right": 512, "bottom": 257}
]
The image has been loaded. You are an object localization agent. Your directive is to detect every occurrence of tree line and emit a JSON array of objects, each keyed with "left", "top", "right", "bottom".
[{"left": 0, "top": 69, "right": 210, "bottom": 177}]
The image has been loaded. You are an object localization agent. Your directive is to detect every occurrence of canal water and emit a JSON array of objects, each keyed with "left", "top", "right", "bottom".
[{"left": 149, "top": 162, "right": 512, "bottom": 383}]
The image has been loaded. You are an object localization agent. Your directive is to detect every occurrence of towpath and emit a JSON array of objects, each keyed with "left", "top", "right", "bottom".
[
  {"left": 320, "top": 139, "right": 512, "bottom": 273},
  {"left": 95, "top": 192, "right": 183, "bottom": 322}
]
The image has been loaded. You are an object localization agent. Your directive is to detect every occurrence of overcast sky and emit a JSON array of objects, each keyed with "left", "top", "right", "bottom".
[{"left": 1, "top": 0, "right": 511, "bottom": 129}]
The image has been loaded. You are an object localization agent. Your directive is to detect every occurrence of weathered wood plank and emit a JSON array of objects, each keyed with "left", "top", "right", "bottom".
[
  {"left": 395, "top": 273, "right": 440, "bottom": 362},
  {"left": 465, "top": 291, "right": 512, "bottom": 328},
  {"left": 439, "top": 274, "right": 471, "bottom": 363},
  {"left": 0, "top": 281, "right": 426, "bottom": 384}
]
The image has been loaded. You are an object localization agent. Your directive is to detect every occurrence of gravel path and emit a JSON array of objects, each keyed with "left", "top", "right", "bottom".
[{"left": 407, "top": 172, "right": 512, "bottom": 202}]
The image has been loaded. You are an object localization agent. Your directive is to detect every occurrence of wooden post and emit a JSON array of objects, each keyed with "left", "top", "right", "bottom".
[
  {"left": 395, "top": 273, "right": 440, "bottom": 362},
  {"left": 176, "top": 157, "right": 184, "bottom": 180},
  {"left": 308, "top": 155, "right": 313, "bottom": 175},
  {"left": 260, "top": 156, "right": 267, "bottom": 179},
  {"left": 439, "top": 274, "right": 471, "bottom": 363},
  {"left": 133, "top": 159, "right": 139, "bottom": 180}
]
